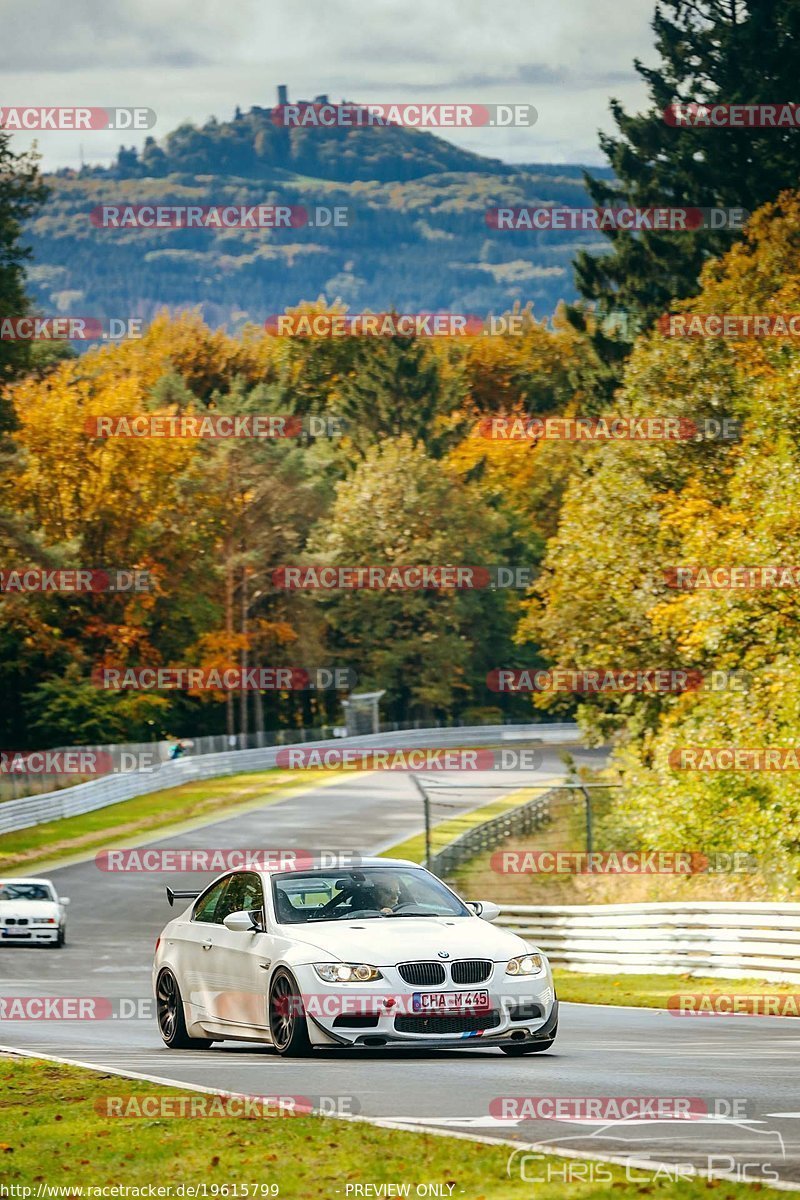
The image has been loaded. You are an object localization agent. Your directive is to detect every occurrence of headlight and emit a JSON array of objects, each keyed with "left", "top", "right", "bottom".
[
  {"left": 314, "top": 963, "right": 384, "bottom": 983},
  {"left": 506, "top": 953, "right": 545, "bottom": 976}
]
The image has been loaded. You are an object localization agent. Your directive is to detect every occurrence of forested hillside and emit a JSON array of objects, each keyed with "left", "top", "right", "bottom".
[{"left": 24, "top": 103, "right": 612, "bottom": 327}]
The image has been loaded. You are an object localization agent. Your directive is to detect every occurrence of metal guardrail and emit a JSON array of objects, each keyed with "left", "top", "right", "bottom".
[
  {"left": 0, "top": 718, "right": 582, "bottom": 802},
  {"left": 419, "top": 786, "right": 800, "bottom": 984},
  {"left": 0, "top": 722, "right": 580, "bottom": 835},
  {"left": 427, "top": 786, "right": 560, "bottom": 877},
  {"left": 0, "top": 728, "right": 339, "bottom": 801},
  {"left": 497, "top": 901, "right": 800, "bottom": 983}
]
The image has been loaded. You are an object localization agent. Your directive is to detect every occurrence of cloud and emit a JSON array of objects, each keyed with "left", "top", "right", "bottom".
[{"left": 0, "top": 0, "right": 655, "bottom": 168}]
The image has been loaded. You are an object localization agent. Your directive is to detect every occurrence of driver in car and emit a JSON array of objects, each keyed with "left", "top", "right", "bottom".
[{"left": 372, "top": 876, "right": 402, "bottom": 914}]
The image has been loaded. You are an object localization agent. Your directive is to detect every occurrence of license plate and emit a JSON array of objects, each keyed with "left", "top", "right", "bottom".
[
  {"left": 2, "top": 930, "right": 31, "bottom": 938},
  {"left": 412, "top": 990, "right": 489, "bottom": 1013}
]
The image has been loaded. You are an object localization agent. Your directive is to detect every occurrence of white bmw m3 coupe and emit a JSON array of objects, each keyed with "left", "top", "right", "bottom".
[{"left": 153, "top": 857, "right": 557, "bottom": 1055}]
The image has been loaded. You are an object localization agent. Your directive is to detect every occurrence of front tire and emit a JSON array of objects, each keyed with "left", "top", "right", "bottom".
[
  {"left": 269, "top": 969, "right": 312, "bottom": 1056},
  {"left": 156, "top": 968, "right": 213, "bottom": 1049}
]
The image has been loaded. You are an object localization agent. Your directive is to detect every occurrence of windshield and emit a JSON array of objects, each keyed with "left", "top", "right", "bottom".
[
  {"left": 0, "top": 881, "right": 55, "bottom": 902},
  {"left": 271, "top": 867, "right": 469, "bottom": 924}
]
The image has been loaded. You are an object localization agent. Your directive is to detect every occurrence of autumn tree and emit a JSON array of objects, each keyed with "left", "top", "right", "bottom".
[
  {"left": 306, "top": 437, "right": 514, "bottom": 721},
  {"left": 526, "top": 191, "right": 800, "bottom": 887}
]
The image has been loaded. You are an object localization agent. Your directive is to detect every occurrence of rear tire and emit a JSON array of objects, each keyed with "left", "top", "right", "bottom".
[
  {"left": 56, "top": 927, "right": 65, "bottom": 947},
  {"left": 269, "top": 969, "right": 312, "bottom": 1056},
  {"left": 156, "top": 968, "right": 213, "bottom": 1049}
]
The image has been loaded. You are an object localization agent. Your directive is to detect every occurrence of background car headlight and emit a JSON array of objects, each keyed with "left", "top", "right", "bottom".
[
  {"left": 314, "top": 963, "right": 384, "bottom": 983},
  {"left": 506, "top": 953, "right": 545, "bottom": 976}
]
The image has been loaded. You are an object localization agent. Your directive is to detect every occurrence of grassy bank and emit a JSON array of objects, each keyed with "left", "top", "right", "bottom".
[
  {"left": 380, "top": 778, "right": 560, "bottom": 864},
  {"left": 0, "top": 768, "right": 337, "bottom": 874},
  {"left": 553, "top": 969, "right": 800, "bottom": 1013},
  {"left": 0, "top": 1055, "right": 787, "bottom": 1198},
  {"left": 445, "top": 782, "right": 796, "bottom": 903}
]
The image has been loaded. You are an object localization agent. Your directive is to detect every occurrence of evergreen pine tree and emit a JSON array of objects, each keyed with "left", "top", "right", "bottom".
[
  {"left": 572, "top": 0, "right": 800, "bottom": 395},
  {"left": 336, "top": 330, "right": 465, "bottom": 457},
  {"left": 0, "top": 131, "right": 48, "bottom": 427}
]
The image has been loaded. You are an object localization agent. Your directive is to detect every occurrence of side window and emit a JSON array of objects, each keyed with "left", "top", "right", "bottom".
[
  {"left": 215, "top": 872, "right": 264, "bottom": 925},
  {"left": 192, "top": 878, "right": 229, "bottom": 924},
  {"left": 240, "top": 874, "right": 264, "bottom": 914}
]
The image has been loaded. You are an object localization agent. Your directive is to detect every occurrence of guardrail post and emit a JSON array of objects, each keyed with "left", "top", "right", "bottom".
[
  {"left": 580, "top": 784, "right": 593, "bottom": 855},
  {"left": 409, "top": 773, "right": 432, "bottom": 867}
]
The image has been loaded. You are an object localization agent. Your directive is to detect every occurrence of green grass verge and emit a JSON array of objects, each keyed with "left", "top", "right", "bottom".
[
  {"left": 381, "top": 779, "right": 559, "bottom": 864},
  {"left": 554, "top": 968, "right": 800, "bottom": 1013},
  {"left": 0, "top": 1055, "right": 786, "bottom": 1198},
  {"left": 444, "top": 783, "right": 796, "bottom": 904},
  {"left": 0, "top": 768, "right": 336, "bottom": 874}
]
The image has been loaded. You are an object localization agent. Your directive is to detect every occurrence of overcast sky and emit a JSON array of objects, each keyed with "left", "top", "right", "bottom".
[{"left": 2, "top": 0, "right": 657, "bottom": 171}]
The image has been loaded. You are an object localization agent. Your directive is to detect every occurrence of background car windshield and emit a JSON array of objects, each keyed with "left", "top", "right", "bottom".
[
  {"left": 272, "top": 868, "right": 469, "bottom": 923},
  {"left": 0, "top": 882, "right": 54, "bottom": 902}
]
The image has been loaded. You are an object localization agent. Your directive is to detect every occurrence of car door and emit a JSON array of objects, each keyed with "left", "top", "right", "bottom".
[
  {"left": 169, "top": 875, "right": 232, "bottom": 1020},
  {"left": 202, "top": 872, "right": 275, "bottom": 1031}
]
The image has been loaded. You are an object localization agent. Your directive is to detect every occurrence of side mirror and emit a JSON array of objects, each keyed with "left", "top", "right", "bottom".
[
  {"left": 60, "top": 897, "right": 70, "bottom": 905},
  {"left": 468, "top": 900, "right": 501, "bottom": 923},
  {"left": 223, "top": 910, "right": 260, "bottom": 933}
]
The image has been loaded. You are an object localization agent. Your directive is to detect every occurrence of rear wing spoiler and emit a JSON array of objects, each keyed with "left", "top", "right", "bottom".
[{"left": 166, "top": 886, "right": 200, "bottom": 907}]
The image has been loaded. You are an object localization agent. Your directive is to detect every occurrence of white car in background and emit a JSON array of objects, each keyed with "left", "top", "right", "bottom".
[
  {"left": 0, "top": 877, "right": 70, "bottom": 946},
  {"left": 153, "top": 857, "right": 557, "bottom": 1056}
]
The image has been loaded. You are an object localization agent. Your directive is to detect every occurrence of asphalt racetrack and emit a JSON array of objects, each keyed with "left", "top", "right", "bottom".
[{"left": 2, "top": 742, "right": 799, "bottom": 1188}]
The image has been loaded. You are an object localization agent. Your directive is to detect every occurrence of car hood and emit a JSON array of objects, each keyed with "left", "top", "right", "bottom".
[
  {"left": 0, "top": 900, "right": 60, "bottom": 920},
  {"left": 278, "top": 915, "right": 532, "bottom": 964}
]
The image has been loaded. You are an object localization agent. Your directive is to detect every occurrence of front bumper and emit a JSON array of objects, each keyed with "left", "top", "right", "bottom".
[
  {"left": 297, "top": 968, "right": 557, "bottom": 1048},
  {"left": 0, "top": 924, "right": 61, "bottom": 944}
]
